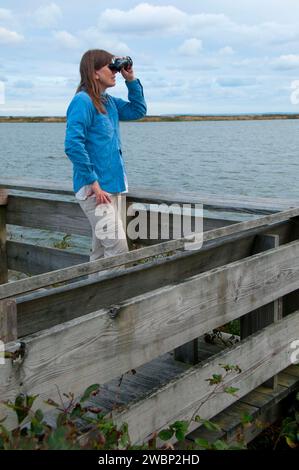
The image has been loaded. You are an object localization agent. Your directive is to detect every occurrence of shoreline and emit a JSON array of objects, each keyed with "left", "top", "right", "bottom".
[{"left": 0, "top": 113, "right": 299, "bottom": 123}]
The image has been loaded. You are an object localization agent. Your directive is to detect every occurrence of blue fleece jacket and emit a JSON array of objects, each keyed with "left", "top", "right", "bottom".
[{"left": 65, "top": 79, "right": 146, "bottom": 194}]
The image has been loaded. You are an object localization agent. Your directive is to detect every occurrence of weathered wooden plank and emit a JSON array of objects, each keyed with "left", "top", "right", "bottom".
[
  {"left": 0, "top": 178, "right": 73, "bottom": 196},
  {"left": 241, "top": 234, "right": 283, "bottom": 389},
  {"left": 15, "top": 220, "right": 297, "bottom": 337},
  {"left": 3, "top": 202, "right": 299, "bottom": 300},
  {"left": 2, "top": 311, "right": 298, "bottom": 443},
  {"left": 127, "top": 206, "right": 236, "bottom": 246},
  {"left": 1, "top": 239, "right": 186, "bottom": 299},
  {"left": 5, "top": 192, "right": 299, "bottom": 253},
  {"left": 2, "top": 178, "right": 299, "bottom": 213},
  {"left": 186, "top": 386, "right": 291, "bottom": 447},
  {"left": 128, "top": 187, "right": 299, "bottom": 215},
  {"left": 0, "top": 299, "right": 17, "bottom": 343},
  {"left": 7, "top": 241, "right": 88, "bottom": 276},
  {"left": 2, "top": 239, "right": 299, "bottom": 404},
  {"left": 188, "top": 367, "right": 299, "bottom": 446},
  {"left": 6, "top": 195, "right": 90, "bottom": 236},
  {"left": 112, "top": 312, "right": 299, "bottom": 444},
  {"left": 0, "top": 189, "right": 8, "bottom": 285},
  {"left": 202, "top": 207, "right": 299, "bottom": 245}
]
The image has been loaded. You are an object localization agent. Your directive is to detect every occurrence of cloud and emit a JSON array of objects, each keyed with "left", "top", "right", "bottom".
[
  {"left": 178, "top": 38, "right": 203, "bottom": 56},
  {"left": 215, "top": 77, "right": 257, "bottom": 88},
  {"left": 271, "top": 54, "right": 299, "bottom": 70},
  {"left": 218, "top": 46, "right": 234, "bottom": 55},
  {"left": 0, "top": 8, "right": 12, "bottom": 21},
  {"left": 53, "top": 31, "right": 80, "bottom": 49},
  {"left": 0, "top": 26, "right": 24, "bottom": 44},
  {"left": 14, "top": 80, "right": 34, "bottom": 89},
  {"left": 80, "top": 27, "right": 130, "bottom": 55},
  {"left": 33, "top": 3, "right": 62, "bottom": 29},
  {"left": 96, "top": 3, "right": 299, "bottom": 52},
  {"left": 99, "top": 3, "right": 186, "bottom": 34}
]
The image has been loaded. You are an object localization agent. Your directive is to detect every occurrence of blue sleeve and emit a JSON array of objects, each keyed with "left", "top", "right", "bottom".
[
  {"left": 112, "top": 79, "right": 147, "bottom": 121},
  {"left": 64, "top": 93, "right": 98, "bottom": 184}
]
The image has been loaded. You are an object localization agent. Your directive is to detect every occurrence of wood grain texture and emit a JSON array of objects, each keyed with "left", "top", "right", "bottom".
[
  {"left": 15, "top": 220, "right": 297, "bottom": 337},
  {"left": 1, "top": 240, "right": 299, "bottom": 406},
  {"left": 6, "top": 195, "right": 90, "bottom": 236},
  {"left": 1, "top": 178, "right": 299, "bottom": 214},
  {"left": 0, "top": 299, "right": 17, "bottom": 343},
  {"left": 7, "top": 240, "right": 88, "bottom": 276},
  {"left": 112, "top": 312, "right": 299, "bottom": 443},
  {"left": 1, "top": 239, "right": 185, "bottom": 299}
]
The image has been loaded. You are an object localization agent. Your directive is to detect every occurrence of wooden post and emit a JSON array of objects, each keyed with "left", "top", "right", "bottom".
[
  {"left": 0, "top": 299, "right": 17, "bottom": 343},
  {"left": 0, "top": 189, "right": 8, "bottom": 285},
  {"left": 240, "top": 234, "right": 283, "bottom": 389}
]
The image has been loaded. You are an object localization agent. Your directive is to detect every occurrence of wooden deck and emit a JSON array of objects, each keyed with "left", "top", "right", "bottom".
[{"left": 0, "top": 178, "right": 299, "bottom": 446}]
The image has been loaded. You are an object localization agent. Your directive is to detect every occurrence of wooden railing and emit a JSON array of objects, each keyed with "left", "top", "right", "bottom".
[{"left": 1, "top": 178, "right": 299, "bottom": 443}]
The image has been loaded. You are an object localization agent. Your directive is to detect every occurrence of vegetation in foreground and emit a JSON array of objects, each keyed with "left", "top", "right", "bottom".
[
  {"left": 0, "top": 365, "right": 244, "bottom": 450},
  {"left": 1, "top": 364, "right": 298, "bottom": 450}
]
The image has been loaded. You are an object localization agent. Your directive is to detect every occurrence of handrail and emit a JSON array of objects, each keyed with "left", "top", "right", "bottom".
[
  {"left": 1, "top": 205, "right": 299, "bottom": 299},
  {"left": 1, "top": 177, "right": 299, "bottom": 214}
]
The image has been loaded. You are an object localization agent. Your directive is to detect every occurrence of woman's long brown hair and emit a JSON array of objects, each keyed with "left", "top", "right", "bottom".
[{"left": 76, "top": 49, "right": 114, "bottom": 114}]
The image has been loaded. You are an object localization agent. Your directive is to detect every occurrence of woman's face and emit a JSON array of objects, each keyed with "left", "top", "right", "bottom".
[{"left": 95, "top": 63, "right": 117, "bottom": 90}]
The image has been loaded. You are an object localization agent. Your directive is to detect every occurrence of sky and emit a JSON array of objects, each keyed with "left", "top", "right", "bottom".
[{"left": 0, "top": 0, "right": 299, "bottom": 115}]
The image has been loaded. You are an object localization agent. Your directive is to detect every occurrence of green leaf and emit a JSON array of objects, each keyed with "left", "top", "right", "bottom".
[
  {"left": 35, "top": 409, "right": 44, "bottom": 423},
  {"left": 56, "top": 412, "right": 67, "bottom": 427},
  {"left": 80, "top": 384, "right": 100, "bottom": 403},
  {"left": 194, "top": 438, "right": 210, "bottom": 449},
  {"left": 47, "top": 426, "right": 70, "bottom": 450},
  {"left": 70, "top": 403, "right": 82, "bottom": 419},
  {"left": 14, "top": 394, "right": 27, "bottom": 424},
  {"left": 30, "top": 419, "right": 45, "bottom": 436},
  {"left": 213, "top": 440, "right": 229, "bottom": 450},
  {"left": 202, "top": 420, "right": 222, "bottom": 432},
  {"left": 158, "top": 429, "right": 174, "bottom": 441},
  {"left": 119, "top": 423, "right": 130, "bottom": 448},
  {"left": 286, "top": 436, "right": 297, "bottom": 449},
  {"left": 224, "top": 386, "right": 239, "bottom": 396},
  {"left": 175, "top": 430, "right": 186, "bottom": 442},
  {"left": 26, "top": 395, "right": 38, "bottom": 410},
  {"left": 241, "top": 413, "right": 254, "bottom": 425},
  {"left": 206, "top": 374, "right": 222, "bottom": 385},
  {"left": 172, "top": 421, "right": 189, "bottom": 433}
]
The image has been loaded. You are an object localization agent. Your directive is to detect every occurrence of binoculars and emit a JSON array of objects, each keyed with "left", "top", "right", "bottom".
[{"left": 108, "top": 56, "right": 133, "bottom": 72}]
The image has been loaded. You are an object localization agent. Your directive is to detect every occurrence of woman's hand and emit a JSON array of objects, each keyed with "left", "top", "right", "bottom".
[
  {"left": 121, "top": 65, "right": 135, "bottom": 82},
  {"left": 89, "top": 181, "right": 112, "bottom": 205}
]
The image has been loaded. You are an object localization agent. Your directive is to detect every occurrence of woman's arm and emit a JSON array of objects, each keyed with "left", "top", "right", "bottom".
[{"left": 112, "top": 67, "right": 147, "bottom": 121}]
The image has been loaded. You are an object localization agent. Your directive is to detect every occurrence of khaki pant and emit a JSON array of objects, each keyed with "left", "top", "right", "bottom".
[{"left": 79, "top": 194, "right": 128, "bottom": 261}]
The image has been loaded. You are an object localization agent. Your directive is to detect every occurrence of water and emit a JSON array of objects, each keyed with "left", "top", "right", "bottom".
[
  {"left": 1, "top": 119, "right": 298, "bottom": 200},
  {"left": 1, "top": 119, "right": 298, "bottom": 269}
]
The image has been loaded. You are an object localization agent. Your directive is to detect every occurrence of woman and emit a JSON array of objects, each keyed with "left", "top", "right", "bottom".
[{"left": 65, "top": 49, "right": 147, "bottom": 261}]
